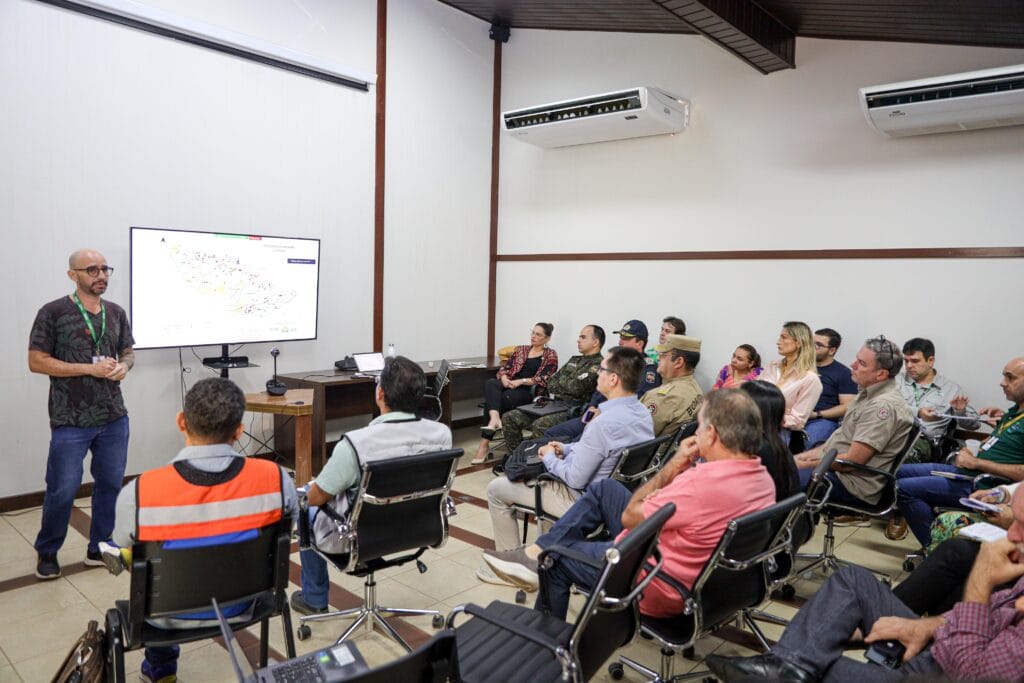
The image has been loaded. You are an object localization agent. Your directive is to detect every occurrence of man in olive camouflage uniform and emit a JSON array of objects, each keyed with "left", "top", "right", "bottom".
[
  {"left": 28, "top": 249, "right": 135, "bottom": 580},
  {"left": 501, "top": 325, "right": 605, "bottom": 451}
]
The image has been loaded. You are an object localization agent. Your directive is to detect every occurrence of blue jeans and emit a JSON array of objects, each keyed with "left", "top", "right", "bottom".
[
  {"left": 805, "top": 418, "right": 840, "bottom": 448},
  {"left": 534, "top": 479, "right": 632, "bottom": 619},
  {"left": 300, "top": 548, "right": 330, "bottom": 609},
  {"left": 144, "top": 645, "right": 180, "bottom": 677},
  {"left": 35, "top": 415, "right": 129, "bottom": 555},
  {"left": 896, "top": 463, "right": 971, "bottom": 547}
]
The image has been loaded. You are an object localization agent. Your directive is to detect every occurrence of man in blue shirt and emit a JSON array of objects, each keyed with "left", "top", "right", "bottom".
[
  {"left": 804, "top": 328, "right": 858, "bottom": 447},
  {"left": 483, "top": 346, "right": 654, "bottom": 558}
]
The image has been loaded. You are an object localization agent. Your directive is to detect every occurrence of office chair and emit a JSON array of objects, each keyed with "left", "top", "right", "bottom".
[
  {"left": 104, "top": 518, "right": 296, "bottom": 683},
  {"left": 449, "top": 503, "right": 676, "bottom": 683},
  {"left": 610, "top": 494, "right": 807, "bottom": 682},
  {"left": 296, "top": 448, "right": 463, "bottom": 651}
]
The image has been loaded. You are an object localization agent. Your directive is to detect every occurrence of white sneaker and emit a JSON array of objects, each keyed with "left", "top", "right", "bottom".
[{"left": 476, "top": 565, "right": 517, "bottom": 587}]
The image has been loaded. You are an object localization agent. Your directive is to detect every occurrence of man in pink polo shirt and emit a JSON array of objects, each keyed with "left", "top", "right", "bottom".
[{"left": 482, "top": 388, "right": 777, "bottom": 619}]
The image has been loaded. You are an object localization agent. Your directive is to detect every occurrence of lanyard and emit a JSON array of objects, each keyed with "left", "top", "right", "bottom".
[
  {"left": 911, "top": 382, "right": 935, "bottom": 404},
  {"left": 996, "top": 411, "right": 1024, "bottom": 436},
  {"left": 72, "top": 292, "right": 106, "bottom": 354}
]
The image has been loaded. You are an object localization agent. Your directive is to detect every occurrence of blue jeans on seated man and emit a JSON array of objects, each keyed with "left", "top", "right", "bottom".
[
  {"left": 804, "top": 418, "right": 840, "bottom": 448},
  {"left": 798, "top": 467, "right": 868, "bottom": 509},
  {"left": 533, "top": 479, "right": 633, "bottom": 620},
  {"left": 35, "top": 415, "right": 129, "bottom": 556},
  {"left": 896, "top": 463, "right": 971, "bottom": 548}
]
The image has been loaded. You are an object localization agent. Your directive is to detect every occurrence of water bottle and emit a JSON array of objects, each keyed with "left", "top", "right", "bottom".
[{"left": 387, "top": 343, "right": 396, "bottom": 358}]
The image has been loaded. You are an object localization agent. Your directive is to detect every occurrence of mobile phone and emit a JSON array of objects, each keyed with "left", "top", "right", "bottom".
[
  {"left": 865, "top": 640, "right": 905, "bottom": 669},
  {"left": 581, "top": 408, "right": 596, "bottom": 424},
  {"left": 959, "top": 497, "right": 1002, "bottom": 514}
]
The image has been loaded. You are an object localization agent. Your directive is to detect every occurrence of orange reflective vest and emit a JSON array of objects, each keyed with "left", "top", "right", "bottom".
[{"left": 136, "top": 457, "right": 284, "bottom": 541}]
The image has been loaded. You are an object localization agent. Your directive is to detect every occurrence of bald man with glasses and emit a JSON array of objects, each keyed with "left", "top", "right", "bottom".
[{"left": 28, "top": 249, "right": 136, "bottom": 580}]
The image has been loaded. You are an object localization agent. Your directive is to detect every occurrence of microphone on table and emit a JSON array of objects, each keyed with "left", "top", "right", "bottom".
[{"left": 266, "top": 347, "right": 288, "bottom": 396}]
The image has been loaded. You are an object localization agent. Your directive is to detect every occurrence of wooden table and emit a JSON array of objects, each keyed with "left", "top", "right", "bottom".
[
  {"left": 244, "top": 388, "right": 315, "bottom": 485},
  {"left": 274, "top": 356, "right": 500, "bottom": 476}
]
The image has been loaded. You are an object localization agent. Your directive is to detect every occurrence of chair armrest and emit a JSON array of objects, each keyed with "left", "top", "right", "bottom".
[
  {"left": 297, "top": 495, "right": 311, "bottom": 550},
  {"left": 529, "top": 472, "right": 570, "bottom": 521},
  {"left": 538, "top": 544, "right": 605, "bottom": 572},
  {"left": 973, "top": 473, "right": 1012, "bottom": 490},
  {"left": 834, "top": 458, "right": 893, "bottom": 481}
]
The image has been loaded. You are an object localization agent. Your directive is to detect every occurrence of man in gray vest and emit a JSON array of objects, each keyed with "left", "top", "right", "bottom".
[{"left": 291, "top": 355, "right": 453, "bottom": 615}]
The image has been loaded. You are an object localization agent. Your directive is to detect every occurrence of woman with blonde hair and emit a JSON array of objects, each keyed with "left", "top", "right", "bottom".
[{"left": 760, "top": 321, "right": 822, "bottom": 431}]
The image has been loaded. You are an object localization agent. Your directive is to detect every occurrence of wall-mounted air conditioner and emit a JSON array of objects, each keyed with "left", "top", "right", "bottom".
[
  {"left": 502, "top": 87, "right": 689, "bottom": 148},
  {"left": 860, "top": 64, "right": 1024, "bottom": 137}
]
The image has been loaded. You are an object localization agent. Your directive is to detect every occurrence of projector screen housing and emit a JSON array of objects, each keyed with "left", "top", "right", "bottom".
[{"left": 130, "top": 226, "right": 321, "bottom": 350}]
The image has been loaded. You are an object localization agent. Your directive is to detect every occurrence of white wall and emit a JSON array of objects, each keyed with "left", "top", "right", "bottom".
[
  {"left": 495, "top": 32, "right": 1024, "bottom": 408},
  {"left": 0, "top": 0, "right": 493, "bottom": 499},
  {"left": 382, "top": 0, "right": 491, "bottom": 361}
]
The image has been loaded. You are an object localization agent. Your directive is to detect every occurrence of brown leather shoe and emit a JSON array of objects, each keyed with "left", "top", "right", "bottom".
[
  {"left": 832, "top": 513, "right": 869, "bottom": 524},
  {"left": 885, "top": 515, "right": 909, "bottom": 540}
]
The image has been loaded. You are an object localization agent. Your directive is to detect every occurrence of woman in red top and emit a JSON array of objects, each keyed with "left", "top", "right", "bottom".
[{"left": 471, "top": 322, "right": 558, "bottom": 464}]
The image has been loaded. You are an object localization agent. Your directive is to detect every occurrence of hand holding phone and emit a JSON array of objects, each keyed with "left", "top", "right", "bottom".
[
  {"left": 866, "top": 640, "right": 906, "bottom": 669},
  {"left": 960, "top": 497, "right": 1002, "bottom": 514}
]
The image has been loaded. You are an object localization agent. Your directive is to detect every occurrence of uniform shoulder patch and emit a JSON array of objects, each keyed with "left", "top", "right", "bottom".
[
  {"left": 648, "top": 404, "right": 658, "bottom": 415},
  {"left": 877, "top": 407, "right": 890, "bottom": 419},
  {"left": 646, "top": 371, "right": 656, "bottom": 383},
  {"left": 577, "top": 372, "right": 589, "bottom": 379}
]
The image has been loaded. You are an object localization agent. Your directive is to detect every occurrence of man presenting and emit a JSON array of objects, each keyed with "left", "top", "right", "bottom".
[
  {"left": 482, "top": 389, "right": 775, "bottom": 618},
  {"left": 29, "top": 249, "right": 135, "bottom": 580},
  {"left": 291, "top": 356, "right": 452, "bottom": 615}
]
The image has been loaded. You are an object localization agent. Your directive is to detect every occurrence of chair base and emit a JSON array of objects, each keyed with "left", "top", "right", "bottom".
[
  {"left": 297, "top": 573, "right": 441, "bottom": 652},
  {"left": 614, "top": 649, "right": 712, "bottom": 682},
  {"left": 795, "top": 515, "right": 894, "bottom": 585}
]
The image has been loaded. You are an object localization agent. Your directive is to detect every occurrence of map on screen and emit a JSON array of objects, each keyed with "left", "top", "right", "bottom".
[{"left": 130, "top": 226, "right": 320, "bottom": 349}]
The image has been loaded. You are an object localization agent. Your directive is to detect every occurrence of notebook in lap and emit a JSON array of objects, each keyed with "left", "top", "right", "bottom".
[
  {"left": 214, "top": 600, "right": 368, "bottom": 683},
  {"left": 518, "top": 398, "right": 579, "bottom": 418}
]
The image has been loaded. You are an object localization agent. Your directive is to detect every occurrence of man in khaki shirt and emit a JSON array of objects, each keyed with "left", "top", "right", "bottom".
[
  {"left": 795, "top": 336, "right": 915, "bottom": 506},
  {"left": 642, "top": 334, "right": 704, "bottom": 437}
]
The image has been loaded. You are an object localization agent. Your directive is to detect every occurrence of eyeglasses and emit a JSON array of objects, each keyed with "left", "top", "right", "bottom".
[
  {"left": 72, "top": 266, "right": 114, "bottom": 277},
  {"left": 813, "top": 342, "right": 829, "bottom": 349},
  {"left": 598, "top": 366, "right": 618, "bottom": 376}
]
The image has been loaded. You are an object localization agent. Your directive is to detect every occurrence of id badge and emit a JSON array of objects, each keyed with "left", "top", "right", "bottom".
[
  {"left": 92, "top": 355, "right": 109, "bottom": 364},
  {"left": 980, "top": 436, "right": 998, "bottom": 451}
]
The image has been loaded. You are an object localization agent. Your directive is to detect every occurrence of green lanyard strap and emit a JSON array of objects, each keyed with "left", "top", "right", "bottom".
[{"left": 72, "top": 292, "right": 106, "bottom": 355}]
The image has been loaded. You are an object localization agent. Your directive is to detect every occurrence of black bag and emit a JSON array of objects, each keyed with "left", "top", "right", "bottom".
[
  {"left": 52, "top": 620, "right": 105, "bottom": 683},
  {"left": 504, "top": 437, "right": 549, "bottom": 482}
]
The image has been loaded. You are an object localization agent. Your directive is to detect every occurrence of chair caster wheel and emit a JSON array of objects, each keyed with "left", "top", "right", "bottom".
[
  {"left": 297, "top": 624, "right": 311, "bottom": 641},
  {"left": 608, "top": 662, "right": 624, "bottom": 680},
  {"left": 779, "top": 583, "right": 796, "bottom": 600},
  {"left": 683, "top": 646, "right": 696, "bottom": 660},
  {"left": 902, "top": 559, "right": 915, "bottom": 572},
  {"left": 432, "top": 614, "right": 445, "bottom": 629},
  {"left": 515, "top": 589, "right": 527, "bottom": 604}
]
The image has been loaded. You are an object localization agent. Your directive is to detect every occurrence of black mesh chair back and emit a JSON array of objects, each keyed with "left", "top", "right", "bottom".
[
  {"left": 609, "top": 433, "right": 675, "bottom": 491},
  {"left": 417, "top": 361, "right": 451, "bottom": 421},
  {"left": 571, "top": 502, "right": 676, "bottom": 678},
  {"left": 107, "top": 518, "right": 296, "bottom": 682},
  {"left": 350, "top": 448, "right": 462, "bottom": 566}
]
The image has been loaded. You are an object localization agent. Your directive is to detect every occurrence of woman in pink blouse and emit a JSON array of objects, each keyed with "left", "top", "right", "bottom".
[
  {"left": 760, "top": 321, "right": 822, "bottom": 431},
  {"left": 712, "top": 344, "right": 763, "bottom": 390},
  {"left": 471, "top": 322, "right": 558, "bottom": 464}
]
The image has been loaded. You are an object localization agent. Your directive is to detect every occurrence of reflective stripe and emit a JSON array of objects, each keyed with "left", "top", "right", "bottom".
[{"left": 138, "top": 492, "right": 282, "bottom": 528}]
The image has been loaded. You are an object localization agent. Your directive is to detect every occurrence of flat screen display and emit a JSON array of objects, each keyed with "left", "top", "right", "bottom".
[{"left": 130, "top": 226, "right": 320, "bottom": 349}]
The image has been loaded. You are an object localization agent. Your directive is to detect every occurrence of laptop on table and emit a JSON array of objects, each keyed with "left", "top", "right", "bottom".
[
  {"left": 214, "top": 599, "right": 367, "bottom": 682},
  {"left": 352, "top": 352, "right": 386, "bottom": 377}
]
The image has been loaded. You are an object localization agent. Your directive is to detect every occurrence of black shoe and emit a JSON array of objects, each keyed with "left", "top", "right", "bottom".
[
  {"left": 480, "top": 427, "right": 497, "bottom": 440},
  {"left": 84, "top": 548, "right": 105, "bottom": 567},
  {"left": 36, "top": 554, "right": 61, "bottom": 580},
  {"left": 290, "top": 591, "right": 328, "bottom": 616},
  {"left": 704, "top": 653, "right": 814, "bottom": 683}
]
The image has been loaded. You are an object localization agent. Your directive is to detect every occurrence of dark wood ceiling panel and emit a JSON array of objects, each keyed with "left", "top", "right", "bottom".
[{"left": 436, "top": 0, "right": 1024, "bottom": 73}]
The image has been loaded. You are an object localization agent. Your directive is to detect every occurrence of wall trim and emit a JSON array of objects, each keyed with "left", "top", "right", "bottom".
[
  {"left": 486, "top": 39, "right": 502, "bottom": 356},
  {"left": 495, "top": 246, "right": 1024, "bottom": 262}
]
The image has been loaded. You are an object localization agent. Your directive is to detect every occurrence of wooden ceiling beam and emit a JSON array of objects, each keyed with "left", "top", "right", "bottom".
[{"left": 653, "top": 0, "right": 795, "bottom": 73}]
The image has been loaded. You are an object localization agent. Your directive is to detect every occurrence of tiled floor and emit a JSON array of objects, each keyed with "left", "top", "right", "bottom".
[{"left": 0, "top": 427, "right": 921, "bottom": 682}]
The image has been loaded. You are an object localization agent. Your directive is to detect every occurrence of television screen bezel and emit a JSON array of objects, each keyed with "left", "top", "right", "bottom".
[{"left": 129, "top": 225, "right": 321, "bottom": 350}]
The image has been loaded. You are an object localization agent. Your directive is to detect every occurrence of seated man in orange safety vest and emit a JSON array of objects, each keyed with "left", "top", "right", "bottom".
[{"left": 109, "top": 377, "right": 298, "bottom": 683}]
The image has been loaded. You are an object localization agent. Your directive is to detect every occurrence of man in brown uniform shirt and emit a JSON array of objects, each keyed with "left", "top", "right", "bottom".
[
  {"left": 794, "top": 336, "right": 915, "bottom": 507},
  {"left": 641, "top": 334, "right": 704, "bottom": 437}
]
